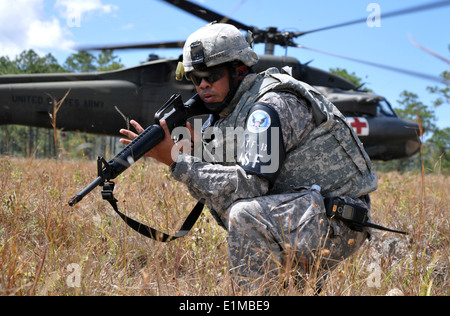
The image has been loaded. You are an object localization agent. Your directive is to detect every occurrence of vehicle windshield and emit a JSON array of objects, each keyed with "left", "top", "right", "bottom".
[{"left": 376, "top": 100, "right": 397, "bottom": 117}]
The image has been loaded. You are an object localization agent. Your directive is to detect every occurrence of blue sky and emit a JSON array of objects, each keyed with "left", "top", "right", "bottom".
[{"left": 1, "top": 0, "right": 449, "bottom": 129}]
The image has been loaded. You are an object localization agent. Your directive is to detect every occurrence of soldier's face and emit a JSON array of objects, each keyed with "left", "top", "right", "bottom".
[{"left": 193, "top": 68, "right": 230, "bottom": 104}]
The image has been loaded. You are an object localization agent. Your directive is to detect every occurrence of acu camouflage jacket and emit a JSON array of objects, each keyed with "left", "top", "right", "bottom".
[{"left": 171, "top": 67, "right": 377, "bottom": 218}]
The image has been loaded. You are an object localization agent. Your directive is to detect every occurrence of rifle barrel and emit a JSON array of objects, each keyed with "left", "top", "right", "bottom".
[{"left": 69, "top": 176, "right": 103, "bottom": 206}]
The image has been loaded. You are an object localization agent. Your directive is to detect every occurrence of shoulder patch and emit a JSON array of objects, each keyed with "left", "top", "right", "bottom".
[{"left": 247, "top": 110, "right": 271, "bottom": 133}]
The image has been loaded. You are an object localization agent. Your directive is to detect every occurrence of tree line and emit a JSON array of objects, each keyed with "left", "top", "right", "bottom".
[{"left": 0, "top": 49, "right": 449, "bottom": 173}]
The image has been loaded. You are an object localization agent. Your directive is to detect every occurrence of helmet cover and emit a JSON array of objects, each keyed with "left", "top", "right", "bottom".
[{"left": 183, "top": 23, "right": 258, "bottom": 73}]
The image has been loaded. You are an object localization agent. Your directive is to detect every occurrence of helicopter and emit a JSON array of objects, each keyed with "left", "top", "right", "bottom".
[{"left": 1, "top": 0, "right": 447, "bottom": 160}]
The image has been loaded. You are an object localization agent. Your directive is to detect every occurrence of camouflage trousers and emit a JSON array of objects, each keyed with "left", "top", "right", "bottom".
[{"left": 225, "top": 186, "right": 369, "bottom": 290}]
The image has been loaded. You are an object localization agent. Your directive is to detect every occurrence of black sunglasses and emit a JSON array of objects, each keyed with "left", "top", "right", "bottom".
[{"left": 187, "top": 66, "right": 227, "bottom": 86}]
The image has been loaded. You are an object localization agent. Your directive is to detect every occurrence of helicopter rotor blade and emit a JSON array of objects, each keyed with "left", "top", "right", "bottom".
[
  {"left": 408, "top": 34, "right": 450, "bottom": 65},
  {"left": 297, "top": 44, "right": 449, "bottom": 85},
  {"left": 78, "top": 41, "right": 186, "bottom": 51},
  {"left": 162, "top": 0, "right": 252, "bottom": 31},
  {"left": 78, "top": 0, "right": 253, "bottom": 52},
  {"left": 297, "top": 1, "right": 450, "bottom": 37}
]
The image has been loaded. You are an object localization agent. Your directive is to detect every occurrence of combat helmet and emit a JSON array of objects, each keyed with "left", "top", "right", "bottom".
[{"left": 182, "top": 23, "right": 258, "bottom": 73}]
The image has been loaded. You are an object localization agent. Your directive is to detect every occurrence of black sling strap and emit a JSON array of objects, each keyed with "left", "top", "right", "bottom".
[{"left": 101, "top": 181, "right": 204, "bottom": 242}]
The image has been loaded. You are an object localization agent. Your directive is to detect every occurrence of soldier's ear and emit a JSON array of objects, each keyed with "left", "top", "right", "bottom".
[{"left": 236, "top": 65, "right": 248, "bottom": 79}]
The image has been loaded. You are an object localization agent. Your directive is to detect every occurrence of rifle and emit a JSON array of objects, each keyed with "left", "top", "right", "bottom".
[{"left": 68, "top": 94, "right": 208, "bottom": 242}]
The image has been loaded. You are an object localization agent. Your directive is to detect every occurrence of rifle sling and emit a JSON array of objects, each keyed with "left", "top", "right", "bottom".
[{"left": 101, "top": 181, "right": 204, "bottom": 242}]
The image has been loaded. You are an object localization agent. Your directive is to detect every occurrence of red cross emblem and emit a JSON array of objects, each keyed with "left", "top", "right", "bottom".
[{"left": 347, "top": 117, "right": 369, "bottom": 136}]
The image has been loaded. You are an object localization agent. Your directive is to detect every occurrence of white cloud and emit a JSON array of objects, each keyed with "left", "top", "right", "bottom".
[
  {"left": 0, "top": 0, "right": 117, "bottom": 59},
  {"left": 27, "top": 17, "right": 72, "bottom": 49},
  {"left": 55, "top": 0, "right": 118, "bottom": 20},
  {"left": 0, "top": 0, "right": 74, "bottom": 58}
]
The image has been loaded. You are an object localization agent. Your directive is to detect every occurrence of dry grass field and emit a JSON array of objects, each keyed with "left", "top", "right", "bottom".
[{"left": 0, "top": 157, "right": 448, "bottom": 296}]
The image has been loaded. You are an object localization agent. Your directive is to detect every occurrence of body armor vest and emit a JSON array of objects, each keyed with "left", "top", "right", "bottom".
[{"left": 215, "top": 68, "right": 377, "bottom": 198}]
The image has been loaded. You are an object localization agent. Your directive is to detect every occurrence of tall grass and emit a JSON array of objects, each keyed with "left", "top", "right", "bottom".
[{"left": 0, "top": 157, "right": 448, "bottom": 296}]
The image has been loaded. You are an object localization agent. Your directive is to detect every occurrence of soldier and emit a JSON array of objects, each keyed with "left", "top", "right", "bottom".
[{"left": 120, "top": 23, "right": 378, "bottom": 293}]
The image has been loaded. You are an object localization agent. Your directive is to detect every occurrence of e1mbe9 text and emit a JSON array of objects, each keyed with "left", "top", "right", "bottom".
[{"left": 223, "top": 300, "right": 270, "bottom": 311}]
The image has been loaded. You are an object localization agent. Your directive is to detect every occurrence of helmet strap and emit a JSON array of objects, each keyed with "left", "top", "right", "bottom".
[{"left": 225, "top": 61, "right": 241, "bottom": 102}]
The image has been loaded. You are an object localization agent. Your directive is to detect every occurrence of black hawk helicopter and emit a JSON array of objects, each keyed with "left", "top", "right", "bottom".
[{"left": 1, "top": 0, "right": 448, "bottom": 160}]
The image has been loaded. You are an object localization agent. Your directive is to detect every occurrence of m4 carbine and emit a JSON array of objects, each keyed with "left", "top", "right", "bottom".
[
  {"left": 68, "top": 94, "right": 206, "bottom": 207},
  {"left": 68, "top": 94, "right": 208, "bottom": 242}
]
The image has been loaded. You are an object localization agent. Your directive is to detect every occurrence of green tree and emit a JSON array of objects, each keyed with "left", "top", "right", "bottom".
[
  {"left": 427, "top": 127, "right": 450, "bottom": 171},
  {"left": 329, "top": 67, "right": 372, "bottom": 92},
  {"left": 16, "top": 50, "right": 65, "bottom": 73},
  {"left": 427, "top": 71, "right": 449, "bottom": 106},
  {"left": 425, "top": 71, "right": 450, "bottom": 173},
  {"left": 63, "top": 51, "right": 97, "bottom": 73},
  {"left": 0, "top": 50, "right": 65, "bottom": 74},
  {"left": 96, "top": 50, "right": 124, "bottom": 72},
  {"left": 0, "top": 56, "right": 16, "bottom": 74},
  {"left": 387, "top": 70, "right": 449, "bottom": 173},
  {"left": 395, "top": 90, "right": 436, "bottom": 135},
  {"left": 63, "top": 49, "right": 124, "bottom": 73}
]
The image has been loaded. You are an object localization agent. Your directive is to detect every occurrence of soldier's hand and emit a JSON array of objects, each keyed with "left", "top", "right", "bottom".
[
  {"left": 119, "top": 120, "right": 188, "bottom": 166},
  {"left": 119, "top": 120, "right": 148, "bottom": 153}
]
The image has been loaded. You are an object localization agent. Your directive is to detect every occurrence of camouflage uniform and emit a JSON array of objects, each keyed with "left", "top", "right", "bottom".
[
  {"left": 171, "top": 22, "right": 377, "bottom": 289},
  {"left": 171, "top": 67, "right": 377, "bottom": 287}
]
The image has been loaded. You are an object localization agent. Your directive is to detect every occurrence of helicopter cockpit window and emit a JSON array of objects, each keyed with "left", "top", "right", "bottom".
[{"left": 376, "top": 100, "right": 397, "bottom": 117}]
